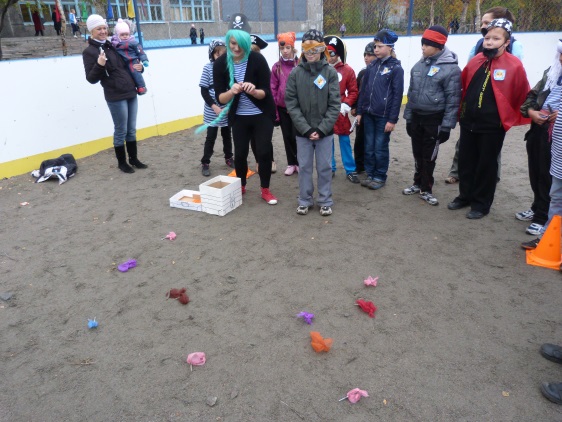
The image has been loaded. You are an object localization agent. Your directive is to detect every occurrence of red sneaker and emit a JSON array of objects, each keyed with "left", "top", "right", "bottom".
[
  {"left": 241, "top": 186, "right": 246, "bottom": 195},
  {"left": 261, "top": 187, "right": 277, "bottom": 205},
  {"left": 137, "top": 87, "right": 147, "bottom": 95}
]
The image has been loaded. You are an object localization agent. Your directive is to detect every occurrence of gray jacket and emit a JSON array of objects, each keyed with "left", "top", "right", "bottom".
[
  {"left": 403, "top": 47, "right": 462, "bottom": 130},
  {"left": 285, "top": 57, "right": 341, "bottom": 138}
]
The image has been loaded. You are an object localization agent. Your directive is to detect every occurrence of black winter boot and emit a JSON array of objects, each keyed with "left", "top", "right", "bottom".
[
  {"left": 114, "top": 146, "right": 135, "bottom": 173},
  {"left": 126, "top": 141, "right": 148, "bottom": 169}
]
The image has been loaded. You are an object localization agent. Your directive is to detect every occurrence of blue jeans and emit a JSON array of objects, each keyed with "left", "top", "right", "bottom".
[
  {"left": 540, "top": 175, "right": 562, "bottom": 235},
  {"left": 363, "top": 114, "right": 391, "bottom": 182},
  {"left": 106, "top": 96, "right": 138, "bottom": 147},
  {"left": 331, "top": 134, "right": 356, "bottom": 174}
]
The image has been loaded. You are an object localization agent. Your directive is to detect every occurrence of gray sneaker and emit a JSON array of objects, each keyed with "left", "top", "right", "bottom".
[
  {"left": 202, "top": 164, "right": 211, "bottom": 177},
  {"left": 367, "top": 179, "right": 385, "bottom": 190},
  {"left": 403, "top": 184, "right": 421, "bottom": 195},
  {"left": 296, "top": 205, "right": 310, "bottom": 215},
  {"left": 360, "top": 176, "right": 373, "bottom": 187},
  {"left": 419, "top": 191, "right": 439, "bottom": 206},
  {"left": 319, "top": 206, "right": 332, "bottom": 216}
]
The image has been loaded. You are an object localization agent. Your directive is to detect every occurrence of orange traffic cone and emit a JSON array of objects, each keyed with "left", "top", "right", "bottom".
[{"left": 526, "top": 215, "right": 562, "bottom": 270}]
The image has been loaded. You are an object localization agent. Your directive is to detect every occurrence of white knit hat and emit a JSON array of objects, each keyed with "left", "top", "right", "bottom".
[{"left": 87, "top": 14, "right": 107, "bottom": 32}]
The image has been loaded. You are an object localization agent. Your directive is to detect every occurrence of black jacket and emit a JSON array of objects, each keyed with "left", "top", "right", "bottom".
[
  {"left": 213, "top": 51, "right": 276, "bottom": 124},
  {"left": 83, "top": 38, "right": 138, "bottom": 102}
]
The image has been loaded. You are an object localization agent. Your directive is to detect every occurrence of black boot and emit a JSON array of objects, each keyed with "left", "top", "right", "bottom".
[
  {"left": 114, "top": 146, "right": 135, "bottom": 173},
  {"left": 126, "top": 141, "right": 148, "bottom": 169}
]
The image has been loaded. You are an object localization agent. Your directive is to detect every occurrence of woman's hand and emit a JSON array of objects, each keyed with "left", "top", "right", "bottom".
[
  {"left": 132, "top": 63, "right": 143, "bottom": 72},
  {"left": 97, "top": 50, "right": 107, "bottom": 66},
  {"left": 241, "top": 82, "right": 255, "bottom": 95}
]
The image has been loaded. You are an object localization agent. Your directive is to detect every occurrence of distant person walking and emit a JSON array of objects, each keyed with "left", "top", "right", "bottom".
[
  {"left": 190, "top": 24, "right": 197, "bottom": 44},
  {"left": 69, "top": 9, "right": 81, "bottom": 38},
  {"left": 339, "top": 23, "right": 346, "bottom": 38},
  {"left": 32, "top": 11, "right": 44, "bottom": 36},
  {"left": 52, "top": 8, "right": 62, "bottom": 35},
  {"left": 199, "top": 28, "right": 205, "bottom": 44}
]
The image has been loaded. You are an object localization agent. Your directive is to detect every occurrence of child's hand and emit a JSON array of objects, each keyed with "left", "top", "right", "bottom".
[
  {"left": 230, "top": 83, "right": 242, "bottom": 95},
  {"left": 384, "top": 122, "right": 395, "bottom": 133},
  {"left": 241, "top": 82, "right": 256, "bottom": 95},
  {"left": 142, "top": 60, "right": 149, "bottom": 67},
  {"left": 212, "top": 104, "right": 222, "bottom": 115},
  {"left": 132, "top": 63, "right": 143, "bottom": 71},
  {"left": 309, "top": 131, "right": 320, "bottom": 141},
  {"left": 529, "top": 109, "right": 548, "bottom": 126}
]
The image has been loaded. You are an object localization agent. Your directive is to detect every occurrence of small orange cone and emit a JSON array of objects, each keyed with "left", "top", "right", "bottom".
[{"left": 526, "top": 215, "right": 562, "bottom": 270}]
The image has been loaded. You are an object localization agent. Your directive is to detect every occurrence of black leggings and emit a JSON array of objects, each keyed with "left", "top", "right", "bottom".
[{"left": 232, "top": 114, "right": 274, "bottom": 188}]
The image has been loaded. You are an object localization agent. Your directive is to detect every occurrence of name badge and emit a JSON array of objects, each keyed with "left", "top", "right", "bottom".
[
  {"left": 493, "top": 69, "right": 506, "bottom": 80},
  {"left": 314, "top": 74, "right": 326, "bottom": 89},
  {"left": 381, "top": 67, "right": 391, "bottom": 75},
  {"left": 427, "top": 66, "right": 440, "bottom": 77}
]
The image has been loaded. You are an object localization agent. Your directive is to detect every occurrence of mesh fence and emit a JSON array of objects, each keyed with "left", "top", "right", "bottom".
[
  {"left": 323, "top": 0, "right": 562, "bottom": 37},
  {"left": 65, "top": 0, "right": 560, "bottom": 48}
]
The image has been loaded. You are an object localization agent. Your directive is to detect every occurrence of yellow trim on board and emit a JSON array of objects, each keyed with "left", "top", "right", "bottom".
[{"left": 0, "top": 115, "right": 203, "bottom": 179}]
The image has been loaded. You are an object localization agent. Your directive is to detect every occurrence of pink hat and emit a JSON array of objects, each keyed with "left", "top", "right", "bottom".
[{"left": 114, "top": 19, "right": 130, "bottom": 35}]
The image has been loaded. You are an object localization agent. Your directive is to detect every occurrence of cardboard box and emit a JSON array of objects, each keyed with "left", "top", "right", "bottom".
[
  {"left": 199, "top": 175, "right": 242, "bottom": 216},
  {"left": 169, "top": 189, "right": 203, "bottom": 212}
]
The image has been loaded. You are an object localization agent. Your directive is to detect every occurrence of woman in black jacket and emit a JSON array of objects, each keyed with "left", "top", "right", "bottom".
[
  {"left": 82, "top": 14, "right": 148, "bottom": 173},
  {"left": 211, "top": 13, "right": 277, "bottom": 205}
]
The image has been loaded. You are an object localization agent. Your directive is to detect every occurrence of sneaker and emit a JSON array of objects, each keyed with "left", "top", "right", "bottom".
[
  {"left": 284, "top": 165, "right": 296, "bottom": 176},
  {"left": 526, "top": 223, "right": 544, "bottom": 236},
  {"left": 137, "top": 87, "right": 147, "bottom": 95},
  {"left": 202, "top": 164, "right": 211, "bottom": 177},
  {"left": 346, "top": 172, "right": 360, "bottom": 183},
  {"left": 515, "top": 209, "right": 534, "bottom": 221},
  {"left": 367, "top": 179, "right": 385, "bottom": 190},
  {"left": 241, "top": 186, "right": 246, "bottom": 195},
  {"left": 271, "top": 161, "right": 277, "bottom": 173},
  {"left": 296, "top": 205, "right": 310, "bottom": 215},
  {"left": 521, "top": 238, "right": 540, "bottom": 250},
  {"left": 420, "top": 191, "right": 439, "bottom": 206},
  {"left": 319, "top": 206, "right": 332, "bottom": 216},
  {"left": 261, "top": 187, "right": 278, "bottom": 205},
  {"left": 403, "top": 184, "right": 421, "bottom": 195},
  {"left": 225, "top": 158, "right": 234, "bottom": 168},
  {"left": 360, "top": 176, "right": 373, "bottom": 187},
  {"left": 74, "top": 35, "right": 77, "bottom": 38}
]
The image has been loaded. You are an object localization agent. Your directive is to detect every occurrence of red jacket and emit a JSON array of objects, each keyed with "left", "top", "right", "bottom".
[
  {"left": 333, "top": 61, "right": 358, "bottom": 135},
  {"left": 461, "top": 52, "right": 530, "bottom": 132}
]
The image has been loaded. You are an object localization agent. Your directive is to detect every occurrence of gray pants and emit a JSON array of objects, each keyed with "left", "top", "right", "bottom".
[
  {"left": 449, "top": 137, "right": 502, "bottom": 180},
  {"left": 297, "top": 135, "right": 334, "bottom": 207}
]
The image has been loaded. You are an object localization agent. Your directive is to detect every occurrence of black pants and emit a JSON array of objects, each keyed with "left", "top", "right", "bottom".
[
  {"left": 410, "top": 112, "right": 443, "bottom": 193},
  {"left": 35, "top": 30, "right": 44, "bottom": 36},
  {"left": 526, "top": 122, "right": 552, "bottom": 225},
  {"left": 278, "top": 106, "right": 298, "bottom": 166},
  {"left": 354, "top": 121, "right": 364, "bottom": 172},
  {"left": 457, "top": 127, "right": 505, "bottom": 214},
  {"left": 201, "top": 126, "right": 232, "bottom": 165},
  {"left": 232, "top": 114, "right": 274, "bottom": 188}
]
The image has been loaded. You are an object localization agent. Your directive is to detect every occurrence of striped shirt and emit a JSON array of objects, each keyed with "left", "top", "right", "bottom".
[
  {"left": 233, "top": 61, "right": 261, "bottom": 116},
  {"left": 550, "top": 100, "right": 562, "bottom": 179},
  {"left": 199, "top": 62, "right": 228, "bottom": 127},
  {"left": 543, "top": 83, "right": 562, "bottom": 114}
]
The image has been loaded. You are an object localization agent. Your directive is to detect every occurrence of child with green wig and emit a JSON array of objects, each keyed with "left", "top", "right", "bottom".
[{"left": 211, "top": 14, "right": 278, "bottom": 205}]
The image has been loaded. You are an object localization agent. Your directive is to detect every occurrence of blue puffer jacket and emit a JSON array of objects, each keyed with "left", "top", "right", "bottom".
[{"left": 356, "top": 56, "right": 404, "bottom": 123}]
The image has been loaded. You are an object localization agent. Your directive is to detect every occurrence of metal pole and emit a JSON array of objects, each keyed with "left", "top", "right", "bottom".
[
  {"left": 133, "top": 0, "right": 143, "bottom": 47},
  {"left": 273, "top": 0, "right": 278, "bottom": 39},
  {"left": 407, "top": 0, "right": 414, "bottom": 36}
]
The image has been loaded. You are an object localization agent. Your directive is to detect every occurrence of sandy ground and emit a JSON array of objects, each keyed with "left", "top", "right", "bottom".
[{"left": 1, "top": 109, "right": 562, "bottom": 422}]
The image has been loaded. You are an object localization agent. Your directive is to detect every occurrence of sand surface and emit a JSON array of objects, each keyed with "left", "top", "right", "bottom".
[{"left": 1, "top": 111, "right": 561, "bottom": 421}]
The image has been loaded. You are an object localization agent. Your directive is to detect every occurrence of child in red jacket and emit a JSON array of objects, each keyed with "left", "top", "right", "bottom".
[
  {"left": 447, "top": 18, "right": 530, "bottom": 219},
  {"left": 324, "top": 35, "right": 359, "bottom": 183}
]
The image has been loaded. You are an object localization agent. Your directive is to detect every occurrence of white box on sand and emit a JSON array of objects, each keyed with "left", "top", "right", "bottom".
[
  {"left": 169, "top": 190, "right": 203, "bottom": 212},
  {"left": 199, "top": 175, "right": 242, "bottom": 216}
]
